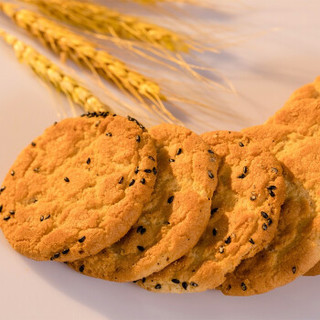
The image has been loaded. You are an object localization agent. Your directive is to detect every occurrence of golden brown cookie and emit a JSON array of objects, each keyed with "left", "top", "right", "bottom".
[
  {"left": 220, "top": 124, "right": 320, "bottom": 296},
  {"left": 267, "top": 86, "right": 320, "bottom": 277},
  {"left": 68, "top": 124, "right": 219, "bottom": 281},
  {"left": 137, "top": 131, "right": 285, "bottom": 293},
  {"left": 0, "top": 112, "right": 157, "bottom": 262}
]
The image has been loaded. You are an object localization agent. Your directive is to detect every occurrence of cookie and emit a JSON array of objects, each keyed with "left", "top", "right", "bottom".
[
  {"left": 220, "top": 124, "right": 320, "bottom": 296},
  {"left": 137, "top": 131, "right": 285, "bottom": 293},
  {"left": 0, "top": 113, "right": 157, "bottom": 262},
  {"left": 267, "top": 85, "right": 320, "bottom": 277},
  {"left": 68, "top": 124, "right": 219, "bottom": 281}
]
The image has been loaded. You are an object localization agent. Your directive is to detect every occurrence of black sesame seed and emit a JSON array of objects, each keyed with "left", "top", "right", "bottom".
[
  {"left": 190, "top": 282, "right": 198, "bottom": 287},
  {"left": 134, "top": 167, "right": 139, "bottom": 174},
  {"left": 113, "top": 114, "right": 117, "bottom": 117},
  {"left": 64, "top": 177, "right": 70, "bottom": 183},
  {"left": 106, "top": 132, "right": 112, "bottom": 137},
  {"left": 167, "top": 196, "right": 174, "bottom": 204},
  {"left": 237, "top": 173, "right": 246, "bottom": 179},
  {"left": 142, "top": 278, "right": 146, "bottom": 283},
  {"left": 267, "top": 186, "right": 277, "bottom": 197},
  {"left": 243, "top": 166, "right": 248, "bottom": 174},
  {"left": 176, "top": 148, "right": 182, "bottom": 155},
  {"left": 152, "top": 167, "right": 157, "bottom": 175},
  {"left": 267, "top": 218, "right": 273, "bottom": 226},
  {"left": 144, "top": 169, "right": 152, "bottom": 173},
  {"left": 227, "top": 284, "right": 232, "bottom": 291},
  {"left": 249, "top": 238, "right": 255, "bottom": 244},
  {"left": 250, "top": 195, "right": 256, "bottom": 201},
  {"left": 40, "top": 215, "right": 44, "bottom": 222},
  {"left": 45, "top": 214, "right": 51, "bottom": 220},
  {"left": 208, "top": 170, "right": 214, "bottom": 179},
  {"left": 169, "top": 159, "right": 175, "bottom": 162},
  {"left": 261, "top": 211, "right": 269, "bottom": 219},
  {"left": 182, "top": 282, "right": 188, "bottom": 290},
  {"left": 292, "top": 266, "right": 297, "bottom": 274},
  {"left": 78, "top": 236, "right": 86, "bottom": 243},
  {"left": 62, "top": 248, "right": 70, "bottom": 255},
  {"left": 225, "top": 236, "right": 231, "bottom": 245},
  {"left": 0, "top": 186, "right": 6, "bottom": 193},
  {"left": 140, "top": 178, "right": 146, "bottom": 185},
  {"left": 118, "top": 176, "right": 124, "bottom": 184},
  {"left": 155, "top": 284, "right": 162, "bottom": 290},
  {"left": 129, "top": 179, "right": 136, "bottom": 187},
  {"left": 262, "top": 223, "right": 268, "bottom": 231},
  {"left": 0, "top": 205, "right": 2, "bottom": 212},
  {"left": 211, "top": 208, "right": 218, "bottom": 217},
  {"left": 136, "top": 135, "right": 141, "bottom": 143},
  {"left": 10, "top": 170, "right": 15, "bottom": 176},
  {"left": 212, "top": 228, "right": 217, "bottom": 236},
  {"left": 239, "top": 142, "right": 244, "bottom": 147},
  {"left": 54, "top": 121, "right": 58, "bottom": 125},
  {"left": 9, "top": 210, "right": 15, "bottom": 215},
  {"left": 219, "top": 246, "right": 224, "bottom": 254},
  {"left": 79, "top": 265, "right": 85, "bottom": 272},
  {"left": 3, "top": 216, "right": 10, "bottom": 221},
  {"left": 127, "top": 116, "right": 135, "bottom": 122},
  {"left": 31, "top": 142, "right": 36, "bottom": 147},
  {"left": 86, "top": 158, "right": 91, "bottom": 165},
  {"left": 137, "top": 226, "right": 146, "bottom": 235},
  {"left": 137, "top": 246, "right": 145, "bottom": 252},
  {"left": 51, "top": 253, "right": 60, "bottom": 260},
  {"left": 208, "top": 150, "right": 214, "bottom": 154},
  {"left": 172, "top": 279, "right": 180, "bottom": 284},
  {"left": 241, "top": 282, "right": 247, "bottom": 291},
  {"left": 148, "top": 156, "right": 155, "bottom": 161}
]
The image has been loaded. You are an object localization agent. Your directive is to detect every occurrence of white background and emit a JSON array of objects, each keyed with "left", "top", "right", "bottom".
[{"left": 0, "top": 1, "right": 320, "bottom": 319}]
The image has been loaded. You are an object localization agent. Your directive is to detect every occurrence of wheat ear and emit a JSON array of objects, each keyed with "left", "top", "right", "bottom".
[
  {"left": 19, "top": 0, "right": 189, "bottom": 53},
  {"left": 0, "top": 3, "right": 176, "bottom": 121},
  {"left": 0, "top": 29, "right": 111, "bottom": 114}
]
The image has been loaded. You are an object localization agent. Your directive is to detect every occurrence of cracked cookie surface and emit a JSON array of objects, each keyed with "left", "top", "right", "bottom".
[
  {"left": 0, "top": 113, "right": 157, "bottom": 262},
  {"left": 69, "top": 124, "right": 218, "bottom": 281},
  {"left": 220, "top": 124, "right": 320, "bottom": 295},
  {"left": 137, "top": 131, "right": 285, "bottom": 293}
]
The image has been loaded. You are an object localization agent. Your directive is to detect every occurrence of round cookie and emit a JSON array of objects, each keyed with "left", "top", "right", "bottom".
[
  {"left": 137, "top": 131, "right": 285, "bottom": 293},
  {"left": 267, "top": 85, "right": 320, "bottom": 277},
  {"left": 220, "top": 124, "right": 320, "bottom": 296},
  {"left": 69, "top": 124, "right": 219, "bottom": 281},
  {"left": 0, "top": 112, "right": 157, "bottom": 262}
]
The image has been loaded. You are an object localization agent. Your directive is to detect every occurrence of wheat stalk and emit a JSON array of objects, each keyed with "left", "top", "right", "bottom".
[
  {"left": 0, "top": 29, "right": 112, "bottom": 114},
  {"left": 19, "top": 0, "right": 189, "bottom": 53},
  {"left": 0, "top": 2, "right": 175, "bottom": 121}
]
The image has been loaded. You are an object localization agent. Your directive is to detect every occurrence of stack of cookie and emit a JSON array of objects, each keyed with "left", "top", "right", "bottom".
[{"left": 0, "top": 78, "right": 320, "bottom": 296}]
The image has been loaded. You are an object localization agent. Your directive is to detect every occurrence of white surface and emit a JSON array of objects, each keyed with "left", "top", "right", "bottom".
[{"left": 0, "top": 1, "right": 320, "bottom": 319}]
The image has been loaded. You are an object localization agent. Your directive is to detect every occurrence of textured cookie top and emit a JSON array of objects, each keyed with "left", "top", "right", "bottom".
[
  {"left": 0, "top": 113, "right": 157, "bottom": 262},
  {"left": 69, "top": 124, "right": 219, "bottom": 281},
  {"left": 137, "top": 131, "right": 285, "bottom": 293},
  {"left": 266, "top": 77, "right": 320, "bottom": 132},
  {"left": 220, "top": 124, "right": 320, "bottom": 296}
]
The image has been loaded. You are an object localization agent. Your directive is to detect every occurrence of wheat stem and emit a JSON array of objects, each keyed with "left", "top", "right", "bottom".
[
  {"left": 19, "top": 0, "right": 189, "bottom": 52},
  {"left": 0, "top": 29, "right": 111, "bottom": 114},
  {"left": 0, "top": 3, "right": 176, "bottom": 121}
]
